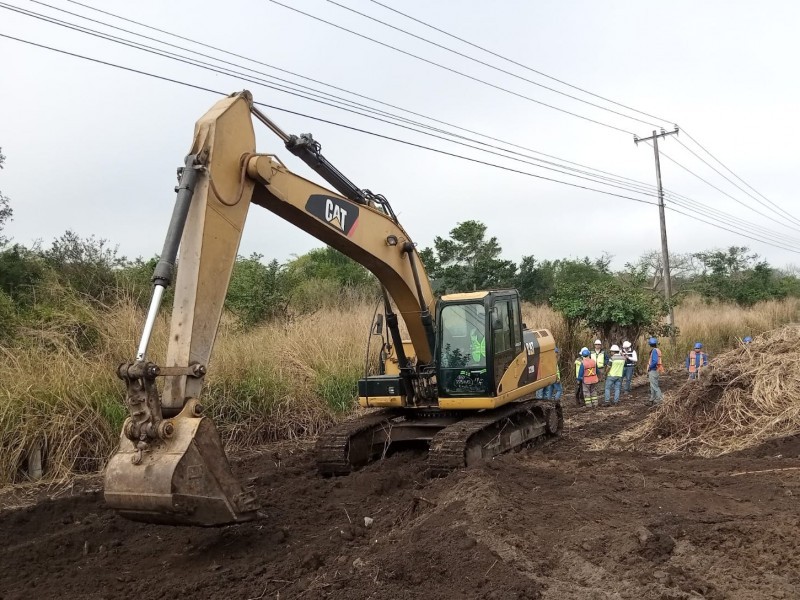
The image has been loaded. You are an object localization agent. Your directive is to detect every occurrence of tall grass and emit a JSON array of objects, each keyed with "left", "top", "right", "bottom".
[
  {"left": 0, "top": 294, "right": 797, "bottom": 485},
  {"left": 0, "top": 296, "right": 377, "bottom": 485}
]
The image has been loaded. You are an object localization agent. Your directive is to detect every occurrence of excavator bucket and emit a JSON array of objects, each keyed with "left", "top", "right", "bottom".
[{"left": 104, "top": 400, "right": 259, "bottom": 526}]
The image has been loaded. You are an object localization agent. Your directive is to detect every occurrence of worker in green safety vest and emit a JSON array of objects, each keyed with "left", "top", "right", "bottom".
[{"left": 470, "top": 329, "right": 486, "bottom": 365}]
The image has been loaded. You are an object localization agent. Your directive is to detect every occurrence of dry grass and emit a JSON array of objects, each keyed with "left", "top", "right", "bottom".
[
  {"left": 1, "top": 294, "right": 798, "bottom": 484},
  {"left": 622, "top": 324, "right": 800, "bottom": 456},
  {"left": 0, "top": 297, "right": 378, "bottom": 485}
]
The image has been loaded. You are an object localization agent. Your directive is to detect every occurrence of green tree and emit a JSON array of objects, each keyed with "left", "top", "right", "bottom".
[
  {"left": 285, "top": 246, "right": 376, "bottom": 290},
  {"left": 225, "top": 253, "right": 289, "bottom": 326},
  {"left": 0, "top": 147, "right": 12, "bottom": 246},
  {"left": 691, "top": 246, "right": 794, "bottom": 306},
  {"left": 516, "top": 256, "right": 555, "bottom": 304},
  {"left": 422, "top": 220, "right": 516, "bottom": 294},
  {"left": 550, "top": 258, "right": 667, "bottom": 358},
  {"left": 43, "top": 231, "right": 128, "bottom": 304}
]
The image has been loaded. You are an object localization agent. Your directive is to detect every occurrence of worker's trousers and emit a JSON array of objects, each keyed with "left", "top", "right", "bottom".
[
  {"left": 582, "top": 382, "right": 598, "bottom": 407},
  {"left": 623, "top": 365, "right": 635, "bottom": 392},
  {"left": 648, "top": 370, "right": 663, "bottom": 404},
  {"left": 604, "top": 376, "right": 622, "bottom": 405},
  {"left": 543, "top": 382, "right": 562, "bottom": 401}
]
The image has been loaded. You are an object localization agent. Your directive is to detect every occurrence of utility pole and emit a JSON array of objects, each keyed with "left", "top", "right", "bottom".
[{"left": 634, "top": 126, "right": 679, "bottom": 347}]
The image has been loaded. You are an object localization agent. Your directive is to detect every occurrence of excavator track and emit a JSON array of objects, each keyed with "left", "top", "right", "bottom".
[
  {"left": 315, "top": 409, "right": 401, "bottom": 476},
  {"left": 428, "top": 399, "right": 563, "bottom": 477}
]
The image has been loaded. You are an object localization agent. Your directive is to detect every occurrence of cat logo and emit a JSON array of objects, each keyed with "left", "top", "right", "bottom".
[
  {"left": 324, "top": 198, "right": 348, "bottom": 232},
  {"left": 305, "top": 194, "right": 360, "bottom": 236}
]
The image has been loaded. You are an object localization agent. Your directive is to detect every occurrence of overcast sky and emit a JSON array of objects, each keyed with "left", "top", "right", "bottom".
[{"left": 2, "top": 0, "right": 799, "bottom": 271}]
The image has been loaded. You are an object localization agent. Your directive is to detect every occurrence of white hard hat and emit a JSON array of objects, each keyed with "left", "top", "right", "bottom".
[
  {"left": 610, "top": 344, "right": 620, "bottom": 352},
  {"left": 622, "top": 341, "right": 632, "bottom": 349},
  {"left": 594, "top": 339, "right": 602, "bottom": 345},
  {"left": 580, "top": 347, "right": 589, "bottom": 354}
]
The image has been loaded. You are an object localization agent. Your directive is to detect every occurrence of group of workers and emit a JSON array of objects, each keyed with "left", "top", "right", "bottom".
[
  {"left": 570, "top": 334, "right": 754, "bottom": 408},
  {"left": 574, "top": 339, "right": 643, "bottom": 408}
]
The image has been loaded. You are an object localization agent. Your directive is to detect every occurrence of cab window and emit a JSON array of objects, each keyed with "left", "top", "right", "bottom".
[
  {"left": 439, "top": 303, "right": 486, "bottom": 368},
  {"left": 492, "top": 300, "right": 512, "bottom": 353}
]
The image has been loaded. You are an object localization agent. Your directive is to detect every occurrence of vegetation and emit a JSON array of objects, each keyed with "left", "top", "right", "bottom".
[{"left": 1, "top": 204, "right": 799, "bottom": 484}]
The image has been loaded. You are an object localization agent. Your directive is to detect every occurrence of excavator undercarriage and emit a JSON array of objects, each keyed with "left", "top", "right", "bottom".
[{"left": 316, "top": 399, "right": 563, "bottom": 478}]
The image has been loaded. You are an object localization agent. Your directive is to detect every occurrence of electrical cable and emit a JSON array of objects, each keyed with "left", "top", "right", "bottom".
[
  {"left": 264, "top": 0, "right": 637, "bottom": 135},
  {"left": 673, "top": 136, "right": 800, "bottom": 227},
  {"left": 2, "top": 31, "right": 797, "bottom": 255},
  {"left": 0, "top": 32, "right": 659, "bottom": 207},
  {"left": 56, "top": 0, "right": 679, "bottom": 197},
  {"left": 643, "top": 141, "right": 800, "bottom": 235},
  {"left": 680, "top": 128, "right": 800, "bottom": 225},
  {"left": 367, "top": 0, "right": 675, "bottom": 126},
  {"left": 665, "top": 203, "right": 800, "bottom": 255},
  {"left": 0, "top": 3, "right": 673, "bottom": 200},
  {"left": 664, "top": 196, "right": 799, "bottom": 251},
  {"left": 325, "top": 0, "right": 664, "bottom": 129},
  {"left": 50, "top": 0, "right": 797, "bottom": 243}
]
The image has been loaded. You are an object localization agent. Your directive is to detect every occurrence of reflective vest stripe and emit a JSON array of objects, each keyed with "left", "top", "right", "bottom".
[
  {"left": 688, "top": 350, "right": 706, "bottom": 373},
  {"left": 582, "top": 358, "right": 599, "bottom": 384}
]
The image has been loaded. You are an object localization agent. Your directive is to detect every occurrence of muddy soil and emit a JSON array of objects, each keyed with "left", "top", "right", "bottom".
[{"left": 2, "top": 374, "right": 800, "bottom": 600}]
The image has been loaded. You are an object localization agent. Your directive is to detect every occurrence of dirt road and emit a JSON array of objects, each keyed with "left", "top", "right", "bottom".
[{"left": 2, "top": 376, "right": 799, "bottom": 599}]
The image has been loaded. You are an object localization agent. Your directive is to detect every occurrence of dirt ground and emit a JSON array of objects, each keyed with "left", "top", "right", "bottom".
[{"left": 2, "top": 374, "right": 800, "bottom": 600}]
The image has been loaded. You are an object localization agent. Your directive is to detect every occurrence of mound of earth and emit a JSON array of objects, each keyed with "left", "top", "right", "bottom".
[{"left": 2, "top": 374, "right": 800, "bottom": 599}]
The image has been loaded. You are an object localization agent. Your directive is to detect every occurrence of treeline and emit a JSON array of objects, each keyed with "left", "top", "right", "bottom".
[
  {"left": 1, "top": 217, "right": 799, "bottom": 345},
  {"left": 421, "top": 220, "right": 800, "bottom": 342},
  {"left": 0, "top": 231, "right": 379, "bottom": 342}
]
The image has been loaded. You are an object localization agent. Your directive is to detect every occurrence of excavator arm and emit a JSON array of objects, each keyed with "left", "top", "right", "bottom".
[{"left": 104, "top": 91, "right": 436, "bottom": 525}]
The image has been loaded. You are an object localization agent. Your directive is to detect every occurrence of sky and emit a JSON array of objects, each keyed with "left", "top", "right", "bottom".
[{"left": 1, "top": 0, "right": 799, "bottom": 272}]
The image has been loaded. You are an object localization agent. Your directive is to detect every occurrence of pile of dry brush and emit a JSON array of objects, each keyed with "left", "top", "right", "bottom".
[{"left": 623, "top": 325, "right": 800, "bottom": 456}]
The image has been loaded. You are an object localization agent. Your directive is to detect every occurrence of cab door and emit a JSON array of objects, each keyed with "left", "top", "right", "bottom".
[{"left": 490, "top": 293, "right": 523, "bottom": 391}]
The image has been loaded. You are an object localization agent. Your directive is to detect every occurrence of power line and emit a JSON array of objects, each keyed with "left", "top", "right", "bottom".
[
  {"left": 0, "top": 32, "right": 661, "bottom": 206},
  {"left": 264, "top": 0, "right": 636, "bottom": 135},
  {"left": 675, "top": 133, "right": 800, "bottom": 227},
  {"left": 647, "top": 142, "right": 800, "bottom": 235},
  {"left": 324, "top": 0, "right": 664, "bottom": 129},
  {"left": 41, "top": 0, "right": 672, "bottom": 192},
  {"left": 367, "top": 0, "right": 675, "bottom": 126},
  {"left": 48, "top": 0, "right": 796, "bottom": 248},
  {"left": 58, "top": 0, "right": 708, "bottom": 211},
  {"left": 664, "top": 196, "right": 799, "bottom": 252},
  {"left": 2, "top": 31, "right": 798, "bottom": 255},
  {"left": 0, "top": 2, "right": 669, "bottom": 200},
  {"left": 665, "top": 203, "right": 800, "bottom": 255}
]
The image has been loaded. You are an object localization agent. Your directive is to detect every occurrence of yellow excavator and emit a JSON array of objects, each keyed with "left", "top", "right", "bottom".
[{"left": 104, "top": 91, "right": 561, "bottom": 527}]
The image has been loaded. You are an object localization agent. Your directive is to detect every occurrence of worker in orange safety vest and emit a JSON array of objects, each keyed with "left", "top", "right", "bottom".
[
  {"left": 576, "top": 348, "right": 600, "bottom": 408},
  {"left": 686, "top": 342, "right": 709, "bottom": 380}
]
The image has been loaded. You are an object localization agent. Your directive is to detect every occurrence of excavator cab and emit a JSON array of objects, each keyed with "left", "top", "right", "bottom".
[{"left": 437, "top": 290, "right": 547, "bottom": 400}]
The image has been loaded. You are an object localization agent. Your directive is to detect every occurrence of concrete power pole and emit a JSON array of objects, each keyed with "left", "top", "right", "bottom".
[{"left": 634, "top": 127, "right": 680, "bottom": 346}]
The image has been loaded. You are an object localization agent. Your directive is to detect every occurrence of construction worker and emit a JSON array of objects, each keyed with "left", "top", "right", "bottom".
[
  {"left": 576, "top": 348, "right": 599, "bottom": 408},
  {"left": 591, "top": 339, "right": 608, "bottom": 382},
  {"left": 743, "top": 336, "right": 753, "bottom": 345},
  {"left": 604, "top": 345, "right": 626, "bottom": 406},
  {"left": 647, "top": 337, "right": 664, "bottom": 405},
  {"left": 621, "top": 340, "right": 637, "bottom": 394},
  {"left": 543, "top": 347, "right": 562, "bottom": 401},
  {"left": 686, "top": 342, "right": 709, "bottom": 380},
  {"left": 574, "top": 348, "right": 588, "bottom": 407}
]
